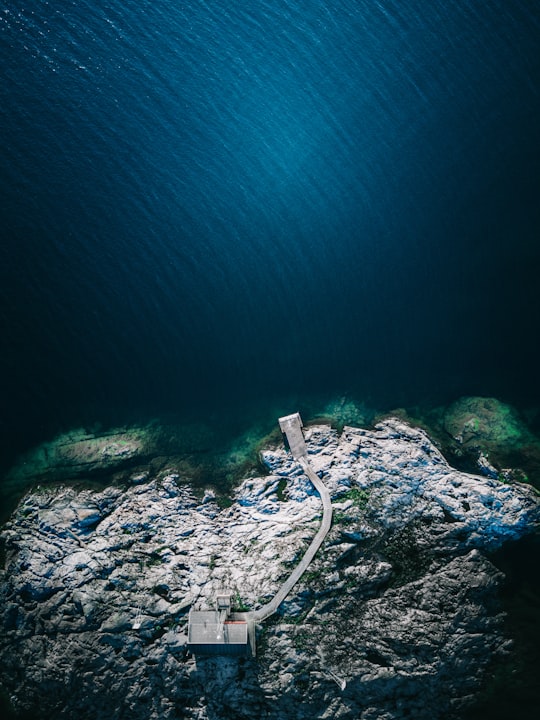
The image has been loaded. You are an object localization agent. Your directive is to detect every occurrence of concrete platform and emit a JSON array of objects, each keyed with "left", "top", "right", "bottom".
[{"left": 278, "top": 412, "right": 307, "bottom": 460}]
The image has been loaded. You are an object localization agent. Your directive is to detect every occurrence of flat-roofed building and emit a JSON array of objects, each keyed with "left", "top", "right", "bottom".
[
  {"left": 187, "top": 611, "right": 251, "bottom": 656},
  {"left": 187, "top": 591, "right": 254, "bottom": 656}
]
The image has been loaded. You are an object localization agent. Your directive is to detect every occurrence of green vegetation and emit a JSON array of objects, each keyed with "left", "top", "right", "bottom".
[
  {"left": 243, "top": 538, "right": 259, "bottom": 554},
  {"left": 276, "top": 478, "right": 287, "bottom": 501},
  {"left": 303, "top": 568, "right": 323, "bottom": 584},
  {"left": 333, "top": 511, "right": 354, "bottom": 525},
  {"left": 232, "top": 590, "right": 250, "bottom": 612},
  {"left": 333, "top": 487, "right": 371, "bottom": 526},
  {"left": 281, "top": 609, "right": 309, "bottom": 626},
  {"left": 146, "top": 552, "right": 164, "bottom": 567},
  {"left": 293, "top": 629, "right": 310, "bottom": 650},
  {"left": 214, "top": 494, "right": 233, "bottom": 509},
  {"left": 339, "top": 487, "right": 370, "bottom": 509}
]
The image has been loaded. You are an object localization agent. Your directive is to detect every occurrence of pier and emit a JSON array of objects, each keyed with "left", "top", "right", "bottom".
[
  {"left": 253, "top": 413, "right": 332, "bottom": 622},
  {"left": 188, "top": 412, "right": 333, "bottom": 655}
]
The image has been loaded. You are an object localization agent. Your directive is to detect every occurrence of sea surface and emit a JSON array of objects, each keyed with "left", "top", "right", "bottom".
[{"left": 1, "top": 0, "right": 539, "bottom": 463}]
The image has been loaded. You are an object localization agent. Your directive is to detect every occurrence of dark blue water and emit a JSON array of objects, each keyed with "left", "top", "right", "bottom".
[{"left": 1, "top": 0, "right": 540, "bottom": 462}]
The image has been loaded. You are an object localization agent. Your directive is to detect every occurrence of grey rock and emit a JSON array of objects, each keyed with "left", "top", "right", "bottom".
[{"left": 1, "top": 418, "right": 539, "bottom": 720}]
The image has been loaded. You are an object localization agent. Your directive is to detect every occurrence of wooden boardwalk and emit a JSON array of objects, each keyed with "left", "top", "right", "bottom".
[{"left": 253, "top": 414, "right": 332, "bottom": 623}]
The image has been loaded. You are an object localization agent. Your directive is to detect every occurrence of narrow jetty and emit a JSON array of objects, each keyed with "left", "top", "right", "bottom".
[
  {"left": 188, "top": 412, "right": 333, "bottom": 655},
  {"left": 253, "top": 413, "right": 332, "bottom": 622}
]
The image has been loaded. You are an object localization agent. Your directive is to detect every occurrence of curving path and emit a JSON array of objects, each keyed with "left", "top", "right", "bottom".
[{"left": 252, "top": 433, "right": 333, "bottom": 623}]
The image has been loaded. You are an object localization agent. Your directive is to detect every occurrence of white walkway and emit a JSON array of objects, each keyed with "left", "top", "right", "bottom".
[{"left": 253, "top": 414, "right": 332, "bottom": 623}]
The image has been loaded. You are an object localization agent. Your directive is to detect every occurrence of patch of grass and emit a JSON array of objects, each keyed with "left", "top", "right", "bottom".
[
  {"left": 303, "top": 568, "right": 323, "bottom": 584},
  {"left": 280, "top": 609, "right": 309, "bottom": 625},
  {"left": 333, "top": 511, "right": 354, "bottom": 526},
  {"left": 214, "top": 494, "right": 233, "bottom": 509},
  {"left": 276, "top": 478, "right": 287, "bottom": 502},
  {"left": 232, "top": 590, "right": 250, "bottom": 612},
  {"left": 155, "top": 545, "right": 172, "bottom": 554},
  {"left": 281, "top": 556, "right": 299, "bottom": 570},
  {"left": 338, "top": 487, "right": 370, "bottom": 509},
  {"left": 294, "top": 673, "right": 310, "bottom": 691}
]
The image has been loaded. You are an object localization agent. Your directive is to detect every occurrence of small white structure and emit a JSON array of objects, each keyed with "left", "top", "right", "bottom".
[
  {"left": 278, "top": 412, "right": 308, "bottom": 460},
  {"left": 187, "top": 590, "right": 254, "bottom": 657},
  {"left": 132, "top": 607, "right": 143, "bottom": 630}
]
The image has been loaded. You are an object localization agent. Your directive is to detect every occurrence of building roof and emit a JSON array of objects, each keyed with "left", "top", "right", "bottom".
[{"left": 188, "top": 611, "right": 248, "bottom": 646}]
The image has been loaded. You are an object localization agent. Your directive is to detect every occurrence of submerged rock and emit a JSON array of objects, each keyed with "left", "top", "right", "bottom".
[
  {"left": 1, "top": 419, "right": 268, "bottom": 517},
  {"left": 3, "top": 427, "right": 155, "bottom": 488},
  {"left": 443, "top": 396, "right": 533, "bottom": 454},
  {"left": 0, "top": 418, "right": 539, "bottom": 719},
  {"left": 441, "top": 396, "right": 540, "bottom": 486}
]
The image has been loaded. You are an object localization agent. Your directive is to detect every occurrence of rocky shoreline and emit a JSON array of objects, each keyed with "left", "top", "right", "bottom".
[{"left": 1, "top": 416, "right": 539, "bottom": 719}]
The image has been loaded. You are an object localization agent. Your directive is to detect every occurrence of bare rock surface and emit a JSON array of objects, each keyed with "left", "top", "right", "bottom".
[{"left": 1, "top": 417, "right": 539, "bottom": 719}]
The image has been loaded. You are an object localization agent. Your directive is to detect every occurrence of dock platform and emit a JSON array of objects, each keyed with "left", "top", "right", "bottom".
[
  {"left": 187, "top": 412, "right": 333, "bottom": 654},
  {"left": 278, "top": 412, "right": 307, "bottom": 460}
]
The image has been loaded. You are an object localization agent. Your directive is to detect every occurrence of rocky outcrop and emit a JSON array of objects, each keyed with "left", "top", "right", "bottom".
[
  {"left": 5, "top": 427, "right": 156, "bottom": 484},
  {"left": 443, "top": 397, "right": 532, "bottom": 452},
  {"left": 1, "top": 418, "right": 539, "bottom": 719},
  {"left": 441, "top": 396, "right": 540, "bottom": 484},
  {"left": 1, "top": 420, "right": 268, "bottom": 517}
]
